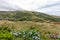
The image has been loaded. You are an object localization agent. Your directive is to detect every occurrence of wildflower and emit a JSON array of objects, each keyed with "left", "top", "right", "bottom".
[
  {"left": 33, "top": 36, "right": 38, "bottom": 39},
  {"left": 29, "top": 31, "right": 32, "bottom": 35},
  {"left": 32, "top": 35, "right": 40, "bottom": 40},
  {"left": 23, "top": 35, "right": 26, "bottom": 38},
  {"left": 11, "top": 31, "right": 21, "bottom": 36},
  {"left": 58, "top": 35, "right": 60, "bottom": 38},
  {"left": 17, "top": 32, "right": 21, "bottom": 35},
  {"left": 37, "top": 38, "right": 40, "bottom": 40},
  {"left": 23, "top": 31, "right": 26, "bottom": 34}
]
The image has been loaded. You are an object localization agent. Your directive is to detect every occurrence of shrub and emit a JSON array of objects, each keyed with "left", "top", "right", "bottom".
[
  {"left": 0, "top": 30, "right": 12, "bottom": 40},
  {"left": 11, "top": 29, "right": 40, "bottom": 40}
]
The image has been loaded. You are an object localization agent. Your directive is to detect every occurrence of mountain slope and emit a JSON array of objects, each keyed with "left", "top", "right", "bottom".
[{"left": 0, "top": 11, "right": 60, "bottom": 22}]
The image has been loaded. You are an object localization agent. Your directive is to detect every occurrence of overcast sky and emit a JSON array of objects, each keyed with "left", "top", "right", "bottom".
[{"left": 0, "top": 0, "right": 60, "bottom": 16}]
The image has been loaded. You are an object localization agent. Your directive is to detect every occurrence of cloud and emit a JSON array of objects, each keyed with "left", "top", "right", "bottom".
[
  {"left": 0, "top": 0, "right": 60, "bottom": 16},
  {"left": 0, "top": 0, "right": 22, "bottom": 11},
  {"left": 39, "top": 5, "right": 60, "bottom": 16}
]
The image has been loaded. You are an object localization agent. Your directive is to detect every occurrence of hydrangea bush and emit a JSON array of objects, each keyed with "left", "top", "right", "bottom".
[{"left": 11, "top": 29, "right": 40, "bottom": 40}]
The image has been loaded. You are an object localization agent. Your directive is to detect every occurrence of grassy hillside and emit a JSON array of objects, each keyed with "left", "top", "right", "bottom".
[
  {"left": 0, "top": 11, "right": 60, "bottom": 40},
  {"left": 0, "top": 11, "right": 60, "bottom": 22}
]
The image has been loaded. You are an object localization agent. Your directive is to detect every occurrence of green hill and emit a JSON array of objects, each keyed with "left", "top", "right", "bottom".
[
  {"left": 0, "top": 11, "right": 60, "bottom": 22},
  {"left": 0, "top": 11, "right": 60, "bottom": 40}
]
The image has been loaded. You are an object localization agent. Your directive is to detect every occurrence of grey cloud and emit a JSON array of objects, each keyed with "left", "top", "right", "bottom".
[
  {"left": 0, "top": 0, "right": 22, "bottom": 11},
  {"left": 41, "top": 2, "right": 60, "bottom": 9},
  {"left": 0, "top": 0, "right": 60, "bottom": 16},
  {"left": 36, "top": 1, "right": 60, "bottom": 10},
  {"left": 39, "top": 5, "right": 60, "bottom": 16}
]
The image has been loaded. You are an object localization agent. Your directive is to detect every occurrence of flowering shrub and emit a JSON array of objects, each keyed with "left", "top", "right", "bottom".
[{"left": 11, "top": 29, "right": 40, "bottom": 40}]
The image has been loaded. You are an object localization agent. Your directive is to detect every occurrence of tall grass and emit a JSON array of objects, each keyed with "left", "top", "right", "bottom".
[{"left": 0, "top": 21, "right": 60, "bottom": 40}]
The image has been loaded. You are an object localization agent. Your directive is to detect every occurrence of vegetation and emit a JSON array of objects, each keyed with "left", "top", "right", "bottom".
[
  {"left": 0, "top": 21, "right": 60, "bottom": 40},
  {"left": 0, "top": 11, "right": 60, "bottom": 40},
  {"left": 0, "top": 11, "right": 60, "bottom": 22}
]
